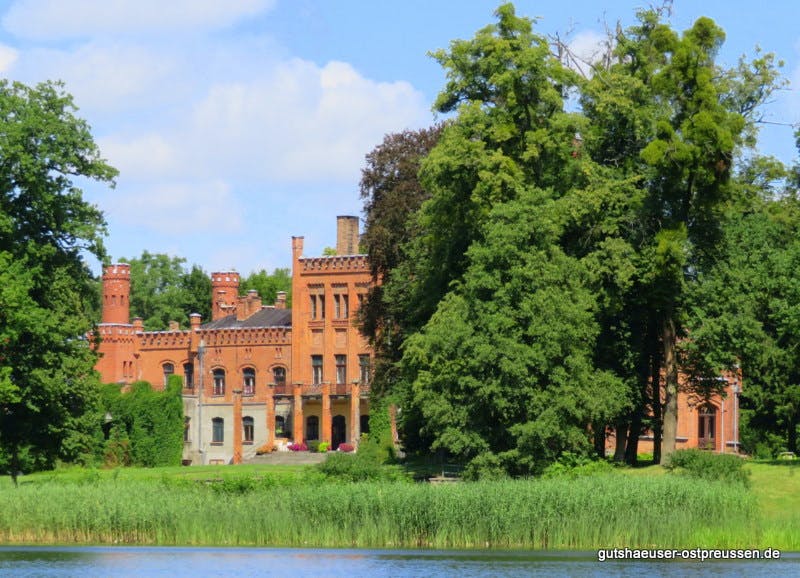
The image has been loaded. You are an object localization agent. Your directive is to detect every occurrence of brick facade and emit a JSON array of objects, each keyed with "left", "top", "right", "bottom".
[{"left": 94, "top": 217, "right": 371, "bottom": 464}]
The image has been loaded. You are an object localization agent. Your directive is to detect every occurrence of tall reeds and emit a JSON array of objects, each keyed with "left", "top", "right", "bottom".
[{"left": 0, "top": 475, "right": 764, "bottom": 549}]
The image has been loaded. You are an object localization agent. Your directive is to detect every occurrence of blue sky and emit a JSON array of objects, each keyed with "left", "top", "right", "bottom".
[{"left": 1, "top": 0, "right": 798, "bottom": 275}]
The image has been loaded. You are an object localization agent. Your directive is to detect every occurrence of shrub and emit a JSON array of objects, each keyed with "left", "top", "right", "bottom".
[
  {"left": 316, "top": 451, "right": 407, "bottom": 482},
  {"left": 338, "top": 443, "right": 354, "bottom": 453},
  {"left": 308, "top": 440, "right": 320, "bottom": 453},
  {"left": 463, "top": 452, "right": 507, "bottom": 481},
  {"left": 288, "top": 443, "right": 307, "bottom": 452},
  {"left": 100, "top": 379, "right": 183, "bottom": 467},
  {"left": 665, "top": 449, "right": 749, "bottom": 486},
  {"left": 317, "top": 442, "right": 330, "bottom": 453},
  {"left": 543, "top": 453, "right": 614, "bottom": 479}
]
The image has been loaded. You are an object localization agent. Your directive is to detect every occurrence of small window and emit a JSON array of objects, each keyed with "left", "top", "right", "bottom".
[
  {"left": 312, "top": 355, "right": 323, "bottom": 385},
  {"left": 213, "top": 369, "right": 225, "bottom": 396},
  {"left": 212, "top": 417, "right": 224, "bottom": 444},
  {"left": 310, "top": 294, "right": 325, "bottom": 320},
  {"left": 335, "top": 355, "right": 346, "bottom": 385},
  {"left": 243, "top": 368, "right": 255, "bottom": 396},
  {"left": 334, "top": 294, "right": 350, "bottom": 319},
  {"left": 243, "top": 416, "right": 254, "bottom": 443},
  {"left": 163, "top": 363, "right": 175, "bottom": 387},
  {"left": 306, "top": 415, "right": 319, "bottom": 440},
  {"left": 183, "top": 362, "right": 194, "bottom": 389},
  {"left": 273, "top": 366, "right": 286, "bottom": 386},
  {"left": 359, "top": 355, "right": 370, "bottom": 385}
]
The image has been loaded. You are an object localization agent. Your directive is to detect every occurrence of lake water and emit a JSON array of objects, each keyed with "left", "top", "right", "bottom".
[{"left": 0, "top": 547, "right": 797, "bottom": 577}]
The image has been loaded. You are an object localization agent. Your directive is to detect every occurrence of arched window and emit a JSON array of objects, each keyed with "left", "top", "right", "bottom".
[
  {"left": 698, "top": 404, "right": 717, "bottom": 450},
  {"left": 212, "top": 369, "right": 225, "bottom": 396},
  {"left": 275, "top": 415, "right": 286, "bottom": 437},
  {"left": 212, "top": 417, "right": 224, "bottom": 444},
  {"left": 183, "top": 362, "right": 194, "bottom": 389},
  {"left": 243, "top": 368, "right": 256, "bottom": 396},
  {"left": 273, "top": 366, "right": 286, "bottom": 386},
  {"left": 162, "top": 363, "right": 175, "bottom": 387},
  {"left": 306, "top": 415, "right": 319, "bottom": 440},
  {"left": 243, "top": 416, "right": 254, "bottom": 443}
]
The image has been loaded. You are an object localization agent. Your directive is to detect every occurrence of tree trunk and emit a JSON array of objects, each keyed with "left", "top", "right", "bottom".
[
  {"left": 651, "top": 344, "right": 663, "bottom": 465},
  {"left": 661, "top": 317, "right": 678, "bottom": 460},
  {"left": 594, "top": 424, "right": 606, "bottom": 458},
  {"left": 613, "top": 421, "right": 627, "bottom": 462},
  {"left": 625, "top": 414, "right": 641, "bottom": 465}
]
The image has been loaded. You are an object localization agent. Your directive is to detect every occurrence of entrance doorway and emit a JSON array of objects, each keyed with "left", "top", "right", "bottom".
[{"left": 332, "top": 415, "right": 346, "bottom": 449}]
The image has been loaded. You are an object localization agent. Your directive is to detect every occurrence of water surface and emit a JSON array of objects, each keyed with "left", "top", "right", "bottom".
[{"left": 0, "top": 547, "right": 796, "bottom": 577}]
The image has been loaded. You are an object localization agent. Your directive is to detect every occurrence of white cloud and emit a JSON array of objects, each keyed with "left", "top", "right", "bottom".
[
  {"left": 98, "top": 133, "right": 176, "bottom": 180},
  {"left": 566, "top": 30, "right": 610, "bottom": 77},
  {"left": 105, "top": 58, "right": 429, "bottom": 183},
  {"left": 16, "top": 42, "right": 176, "bottom": 114},
  {"left": 3, "top": 0, "right": 275, "bottom": 40},
  {"left": 110, "top": 180, "right": 243, "bottom": 234},
  {"left": 0, "top": 43, "right": 18, "bottom": 72}
]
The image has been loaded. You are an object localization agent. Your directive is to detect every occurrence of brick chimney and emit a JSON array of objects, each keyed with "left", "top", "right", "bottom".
[
  {"left": 237, "top": 289, "right": 262, "bottom": 321},
  {"left": 336, "top": 216, "right": 360, "bottom": 255},
  {"left": 275, "top": 291, "right": 287, "bottom": 309},
  {"left": 211, "top": 272, "right": 240, "bottom": 321},
  {"left": 101, "top": 264, "right": 131, "bottom": 324}
]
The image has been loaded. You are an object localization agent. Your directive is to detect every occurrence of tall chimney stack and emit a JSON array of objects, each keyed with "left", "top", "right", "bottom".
[{"left": 336, "top": 215, "right": 360, "bottom": 255}]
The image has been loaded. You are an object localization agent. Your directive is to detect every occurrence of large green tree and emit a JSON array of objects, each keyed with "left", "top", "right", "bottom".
[
  {"left": 580, "top": 10, "right": 782, "bottom": 460},
  {"left": 366, "top": 3, "right": 784, "bottom": 473},
  {"left": 0, "top": 80, "right": 117, "bottom": 483},
  {"left": 392, "top": 5, "right": 629, "bottom": 474},
  {"left": 358, "top": 126, "right": 442, "bottom": 397},
  {"left": 685, "top": 180, "right": 800, "bottom": 455}
]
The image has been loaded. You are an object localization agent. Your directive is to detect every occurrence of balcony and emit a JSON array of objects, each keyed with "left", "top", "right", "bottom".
[{"left": 272, "top": 384, "right": 290, "bottom": 396}]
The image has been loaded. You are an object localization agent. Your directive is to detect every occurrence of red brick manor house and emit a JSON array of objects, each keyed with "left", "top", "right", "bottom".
[
  {"left": 95, "top": 215, "right": 741, "bottom": 463},
  {"left": 95, "top": 216, "right": 372, "bottom": 464}
]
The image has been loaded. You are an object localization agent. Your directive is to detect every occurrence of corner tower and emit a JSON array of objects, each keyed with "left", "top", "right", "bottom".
[
  {"left": 211, "top": 271, "right": 240, "bottom": 321},
  {"left": 102, "top": 263, "right": 131, "bottom": 324}
]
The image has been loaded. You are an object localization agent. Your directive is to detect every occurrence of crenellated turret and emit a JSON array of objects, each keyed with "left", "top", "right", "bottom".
[
  {"left": 102, "top": 263, "right": 131, "bottom": 324},
  {"left": 211, "top": 271, "right": 240, "bottom": 321}
]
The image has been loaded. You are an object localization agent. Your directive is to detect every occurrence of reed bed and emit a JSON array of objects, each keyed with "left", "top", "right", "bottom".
[{"left": 0, "top": 475, "right": 764, "bottom": 549}]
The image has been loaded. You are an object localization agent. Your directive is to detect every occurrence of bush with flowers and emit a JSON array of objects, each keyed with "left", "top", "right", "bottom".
[{"left": 287, "top": 442, "right": 308, "bottom": 452}]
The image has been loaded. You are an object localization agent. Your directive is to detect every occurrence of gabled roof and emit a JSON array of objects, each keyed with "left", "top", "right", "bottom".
[{"left": 201, "top": 308, "right": 292, "bottom": 330}]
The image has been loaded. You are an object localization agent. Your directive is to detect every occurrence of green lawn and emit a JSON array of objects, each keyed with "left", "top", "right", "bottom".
[{"left": 3, "top": 462, "right": 311, "bottom": 488}]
